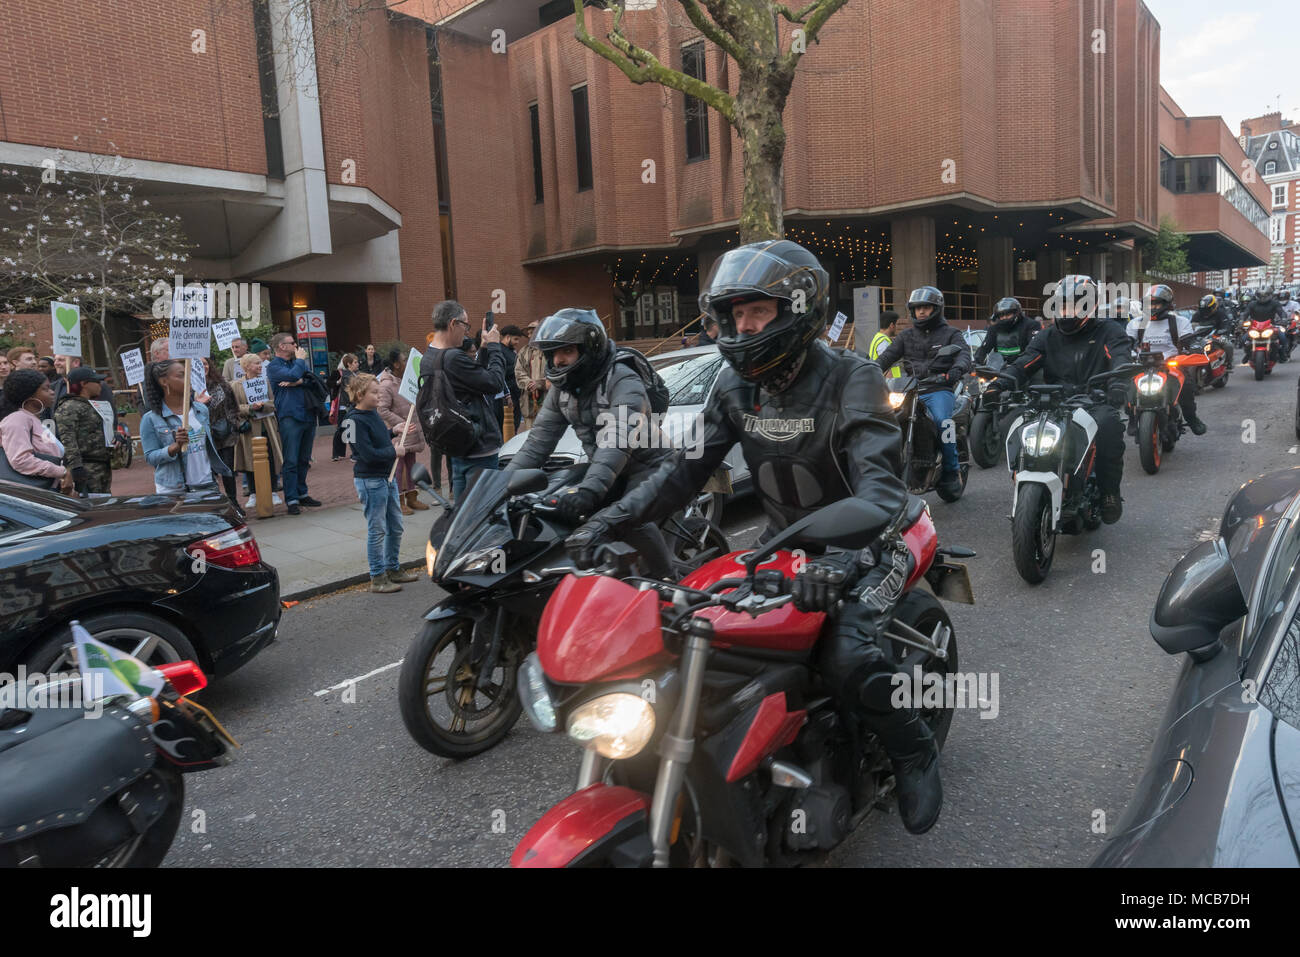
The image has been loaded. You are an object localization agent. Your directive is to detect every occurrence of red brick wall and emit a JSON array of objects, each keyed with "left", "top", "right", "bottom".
[{"left": 0, "top": 0, "right": 266, "bottom": 174}]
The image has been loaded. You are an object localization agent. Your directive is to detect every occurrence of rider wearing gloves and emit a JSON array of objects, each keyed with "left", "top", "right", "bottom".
[
  {"left": 988, "top": 275, "right": 1133, "bottom": 524},
  {"left": 1126, "top": 284, "right": 1207, "bottom": 436},
  {"left": 974, "top": 297, "right": 1041, "bottom": 365},
  {"left": 872, "top": 286, "right": 972, "bottom": 500},
  {"left": 503, "top": 308, "right": 673, "bottom": 579},
  {"left": 566, "top": 239, "right": 945, "bottom": 835}
]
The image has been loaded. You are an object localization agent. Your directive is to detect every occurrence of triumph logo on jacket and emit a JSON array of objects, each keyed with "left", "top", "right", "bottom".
[{"left": 743, "top": 414, "right": 816, "bottom": 441}]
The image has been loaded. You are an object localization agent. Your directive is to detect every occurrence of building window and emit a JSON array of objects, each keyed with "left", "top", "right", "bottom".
[
  {"left": 1274, "top": 183, "right": 1288, "bottom": 208},
  {"left": 1271, "top": 214, "right": 1285, "bottom": 244},
  {"left": 682, "top": 41, "right": 709, "bottom": 161},
  {"left": 529, "top": 103, "right": 544, "bottom": 203},
  {"left": 572, "top": 86, "right": 593, "bottom": 191},
  {"left": 1265, "top": 160, "right": 1278, "bottom": 175},
  {"left": 1159, "top": 151, "right": 1269, "bottom": 234}
]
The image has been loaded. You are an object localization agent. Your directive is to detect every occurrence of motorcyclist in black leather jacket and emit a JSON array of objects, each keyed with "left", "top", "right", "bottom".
[
  {"left": 872, "top": 286, "right": 972, "bottom": 499},
  {"left": 1195, "top": 293, "right": 1233, "bottom": 334},
  {"left": 987, "top": 275, "right": 1133, "bottom": 523},
  {"left": 975, "top": 297, "right": 1042, "bottom": 365},
  {"left": 566, "top": 239, "right": 944, "bottom": 834},
  {"left": 504, "top": 308, "right": 673, "bottom": 579}
]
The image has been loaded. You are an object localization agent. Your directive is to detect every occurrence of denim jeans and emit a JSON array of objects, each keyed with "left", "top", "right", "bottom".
[
  {"left": 919, "top": 389, "right": 960, "bottom": 472},
  {"left": 279, "top": 416, "right": 315, "bottom": 503},
  {"left": 354, "top": 477, "right": 404, "bottom": 577},
  {"left": 450, "top": 453, "right": 500, "bottom": 501}
]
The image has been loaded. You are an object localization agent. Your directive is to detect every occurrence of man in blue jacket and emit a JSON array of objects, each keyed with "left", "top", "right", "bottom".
[{"left": 268, "top": 332, "right": 323, "bottom": 515}]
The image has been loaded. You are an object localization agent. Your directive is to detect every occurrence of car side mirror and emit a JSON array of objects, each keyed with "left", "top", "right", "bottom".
[
  {"left": 507, "top": 468, "right": 549, "bottom": 495},
  {"left": 1149, "top": 538, "right": 1246, "bottom": 660}
]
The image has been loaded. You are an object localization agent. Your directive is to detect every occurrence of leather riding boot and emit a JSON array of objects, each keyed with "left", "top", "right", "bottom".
[{"left": 865, "top": 706, "right": 942, "bottom": 834}]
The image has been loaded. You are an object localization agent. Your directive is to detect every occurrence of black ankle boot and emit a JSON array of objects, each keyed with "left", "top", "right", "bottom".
[{"left": 869, "top": 709, "right": 943, "bottom": 834}]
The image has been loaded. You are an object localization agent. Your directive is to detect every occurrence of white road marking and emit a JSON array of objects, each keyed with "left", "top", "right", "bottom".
[
  {"left": 1289, "top": 446, "right": 1297, "bottom": 455},
  {"left": 314, "top": 659, "right": 403, "bottom": 697}
]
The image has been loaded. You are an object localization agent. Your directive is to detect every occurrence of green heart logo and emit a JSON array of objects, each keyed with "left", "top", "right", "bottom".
[{"left": 55, "top": 305, "right": 78, "bottom": 332}]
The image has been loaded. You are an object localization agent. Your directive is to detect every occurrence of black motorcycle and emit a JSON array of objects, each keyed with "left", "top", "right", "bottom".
[
  {"left": 0, "top": 642, "right": 233, "bottom": 867},
  {"left": 969, "top": 357, "right": 1026, "bottom": 469},
  {"left": 886, "top": 345, "right": 972, "bottom": 501},
  {"left": 398, "top": 465, "right": 729, "bottom": 759}
]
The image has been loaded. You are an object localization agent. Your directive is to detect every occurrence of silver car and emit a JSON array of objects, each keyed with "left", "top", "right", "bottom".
[
  {"left": 1092, "top": 467, "right": 1300, "bottom": 866},
  {"left": 498, "top": 345, "right": 751, "bottom": 523}
]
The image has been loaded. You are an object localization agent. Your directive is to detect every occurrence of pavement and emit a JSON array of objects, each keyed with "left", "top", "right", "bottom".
[
  {"left": 111, "top": 427, "right": 451, "bottom": 599},
  {"left": 163, "top": 360, "right": 1300, "bottom": 867}
]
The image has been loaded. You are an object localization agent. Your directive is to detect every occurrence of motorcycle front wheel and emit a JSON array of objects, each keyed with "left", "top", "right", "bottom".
[
  {"left": 1254, "top": 354, "right": 1266, "bottom": 380},
  {"left": 399, "top": 616, "right": 523, "bottom": 759},
  {"left": 1138, "top": 411, "right": 1161, "bottom": 474},
  {"left": 1012, "top": 483, "right": 1055, "bottom": 584},
  {"left": 969, "top": 411, "right": 1000, "bottom": 469}
]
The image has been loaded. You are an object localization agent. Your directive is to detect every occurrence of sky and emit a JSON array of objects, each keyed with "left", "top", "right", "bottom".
[{"left": 1147, "top": 0, "right": 1297, "bottom": 134}]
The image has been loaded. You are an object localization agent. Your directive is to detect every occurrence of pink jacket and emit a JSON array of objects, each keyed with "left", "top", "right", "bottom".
[
  {"left": 0, "top": 409, "right": 67, "bottom": 478},
  {"left": 377, "top": 369, "right": 426, "bottom": 454}
]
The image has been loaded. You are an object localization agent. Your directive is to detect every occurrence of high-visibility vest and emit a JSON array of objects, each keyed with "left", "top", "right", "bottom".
[{"left": 869, "top": 331, "right": 901, "bottom": 378}]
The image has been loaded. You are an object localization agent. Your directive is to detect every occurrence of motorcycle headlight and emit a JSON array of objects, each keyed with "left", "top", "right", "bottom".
[
  {"left": 1263, "top": 329, "right": 1274, "bottom": 338},
  {"left": 567, "top": 693, "right": 655, "bottom": 759},
  {"left": 1249, "top": 329, "right": 1260, "bottom": 338},
  {"left": 1019, "top": 421, "right": 1061, "bottom": 457},
  {"left": 887, "top": 392, "right": 906, "bottom": 409},
  {"left": 517, "top": 652, "right": 556, "bottom": 733},
  {"left": 1137, "top": 373, "right": 1166, "bottom": 396},
  {"left": 426, "top": 541, "right": 437, "bottom": 577},
  {"left": 446, "top": 544, "right": 506, "bottom": 576}
]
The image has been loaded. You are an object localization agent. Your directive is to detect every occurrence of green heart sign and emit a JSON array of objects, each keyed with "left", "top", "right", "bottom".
[{"left": 55, "top": 305, "right": 78, "bottom": 332}]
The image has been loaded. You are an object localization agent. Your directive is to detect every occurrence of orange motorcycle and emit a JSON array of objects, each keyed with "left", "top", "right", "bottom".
[{"left": 1130, "top": 347, "right": 1208, "bottom": 475}]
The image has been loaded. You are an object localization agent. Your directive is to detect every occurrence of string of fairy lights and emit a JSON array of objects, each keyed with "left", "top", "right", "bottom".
[{"left": 608, "top": 214, "right": 1128, "bottom": 294}]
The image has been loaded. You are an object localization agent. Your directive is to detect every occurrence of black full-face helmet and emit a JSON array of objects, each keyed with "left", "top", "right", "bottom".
[
  {"left": 992, "top": 296, "right": 1023, "bottom": 329},
  {"left": 532, "top": 308, "right": 611, "bottom": 392},
  {"left": 1051, "top": 275, "right": 1099, "bottom": 335},
  {"left": 1147, "top": 283, "right": 1175, "bottom": 317},
  {"left": 907, "top": 286, "right": 946, "bottom": 331},
  {"left": 1258, "top": 284, "right": 1276, "bottom": 306},
  {"left": 1199, "top": 293, "right": 1217, "bottom": 313},
  {"left": 700, "top": 239, "right": 830, "bottom": 390}
]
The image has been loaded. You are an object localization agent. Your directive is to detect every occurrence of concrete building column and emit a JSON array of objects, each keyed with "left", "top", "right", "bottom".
[
  {"left": 977, "top": 235, "right": 1015, "bottom": 302},
  {"left": 1036, "top": 250, "right": 1068, "bottom": 288},
  {"left": 891, "top": 215, "right": 936, "bottom": 299}
]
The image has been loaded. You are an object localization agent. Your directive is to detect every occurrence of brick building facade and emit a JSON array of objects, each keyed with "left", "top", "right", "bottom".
[{"left": 0, "top": 0, "right": 1273, "bottom": 363}]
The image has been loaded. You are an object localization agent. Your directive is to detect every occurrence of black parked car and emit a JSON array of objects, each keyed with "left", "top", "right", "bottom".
[
  {"left": 0, "top": 483, "right": 280, "bottom": 677},
  {"left": 1092, "top": 467, "right": 1300, "bottom": 866}
]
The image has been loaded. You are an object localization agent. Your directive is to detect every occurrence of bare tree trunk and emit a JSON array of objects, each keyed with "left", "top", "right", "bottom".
[{"left": 737, "top": 74, "right": 787, "bottom": 243}]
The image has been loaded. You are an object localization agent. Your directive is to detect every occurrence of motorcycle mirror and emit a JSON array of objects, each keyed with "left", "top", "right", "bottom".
[
  {"left": 507, "top": 468, "right": 549, "bottom": 496},
  {"left": 410, "top": 463, "right": 433, "bottom": 488}
]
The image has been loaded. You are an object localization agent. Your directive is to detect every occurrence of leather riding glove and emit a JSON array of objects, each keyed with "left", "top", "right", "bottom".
[
  {"left": 1106, "top": 381, "right": 1129, "bottom": 408},
  {"left": 549, "top": 485, "right": 602, "bottom": 526},
  {"left": 565, "top": 519, "right": 614, "bottom": 569},
  {"left": 790, "top": 548, "right": 861, "bottom": 614}
]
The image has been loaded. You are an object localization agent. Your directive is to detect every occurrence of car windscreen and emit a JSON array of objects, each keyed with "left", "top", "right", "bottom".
[
  {"left": 655, "top": 352, "right": 723, "bottom": 406},
  {"left": 1258, "top": 608, "right": 1300, "bottom": 733}
]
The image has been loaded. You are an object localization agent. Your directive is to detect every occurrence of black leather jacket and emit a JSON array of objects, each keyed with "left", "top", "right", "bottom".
[
  {"left": 1195, "top": 305, "right": 1233, "bottom": 333},
  {"left": 1001, "top": 319, "right": 1133, "bottom": 394},
  {"left": 873, "top": 320, "right": 973, "bottom": 392},
  {"left": 505, "top": 343, "right": 670, "bottom": 499},
  {"left": 592, "top": 341, "right": 909, "bottom": 539}
]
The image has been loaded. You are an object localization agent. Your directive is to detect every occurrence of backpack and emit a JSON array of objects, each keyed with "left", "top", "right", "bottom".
[
  {"left": 416, "top": 349, "right": 480, "bottom": 456},
  {"left": 606, "top": 346, "right": 670, "bottom": 414}
]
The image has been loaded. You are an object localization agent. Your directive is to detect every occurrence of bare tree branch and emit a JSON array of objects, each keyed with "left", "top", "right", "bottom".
[
  {"left": 674, "top": 0, "right": 747, "bottom": 63},
  {"left": 773, "top": 1, "right": 819, "bottom": 23},
  {"left": 576, "top": 0, "right": 737, "bottom": 123},
  {"left": 778, "top": 0, "right": 846, "bottom": 73}
]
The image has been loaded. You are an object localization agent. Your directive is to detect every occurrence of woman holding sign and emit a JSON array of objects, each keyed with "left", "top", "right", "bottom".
[
  {"left": 139, "top": 360, "right": 230, "bottom": 495},
  {"left": 377, "top": 348, "right": 425, "bottom": 516},
  {"left": 232, "top": 353, "right": 284, "bottom": 510}
]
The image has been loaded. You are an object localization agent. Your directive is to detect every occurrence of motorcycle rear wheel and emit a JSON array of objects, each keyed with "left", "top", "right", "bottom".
[
  {"left": 884, "top": 590, "right": 960, "bottom": 749},
  {"left": 1012, "top": 483, "right": 1055, "bottom": 584},
  {"left": 399, "top": 616, "right": 523, "bottom": 759},
  {"left": 969, "top": 411, "right": 1000, "bottom": 469},
  {"left": 1138, "top": 411, "right": 1161, "bottom": 474},
  {"left": 93, "top": 769, "right": 184, "bottom": 868}
]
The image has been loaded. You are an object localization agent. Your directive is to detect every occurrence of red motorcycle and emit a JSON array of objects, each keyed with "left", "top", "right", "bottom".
[
  {"left": 511, "top": 496, "right": 975, "bottom": 868},
  {"left": 1246, "top": 318, "right": 1282, "bottom": 380}
]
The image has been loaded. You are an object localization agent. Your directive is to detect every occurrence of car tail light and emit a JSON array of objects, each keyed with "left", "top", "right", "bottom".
[
  {"left": 157, "top": 660, "right": 208, "bottom": 697},
  {"left": 188, "top": 524, "right": 262, "bottom": 569}
]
